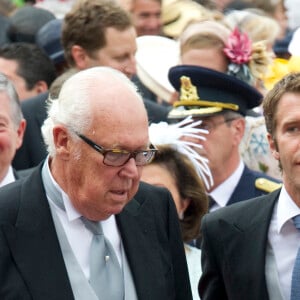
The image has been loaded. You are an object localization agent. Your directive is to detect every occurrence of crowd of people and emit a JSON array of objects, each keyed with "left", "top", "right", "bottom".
[{"left": 0, "top": 0, "right": 300, "bottom": 299}]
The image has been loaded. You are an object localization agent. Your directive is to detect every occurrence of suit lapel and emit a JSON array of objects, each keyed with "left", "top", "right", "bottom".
[
  {"left": 117, "top": 198, "right": 160, "bottom": 300},
  {"left": 117, "top": 187, "right": 173, "bottom": 300},
  {"left": 221, "top": 191, "right": 279, "bottom": 299},
  {"left": 2, "top": 165, "right": 74, "bottom": 299}
]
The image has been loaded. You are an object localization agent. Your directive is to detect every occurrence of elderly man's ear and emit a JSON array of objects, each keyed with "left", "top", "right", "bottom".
[{"left": 52, "top": 126, "right": 72, "bottom": 158}]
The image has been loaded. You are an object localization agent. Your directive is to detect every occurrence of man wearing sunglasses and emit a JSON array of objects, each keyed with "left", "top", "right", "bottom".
[{"left": 0, "top": 67, "right": 192, "bottom": 299}]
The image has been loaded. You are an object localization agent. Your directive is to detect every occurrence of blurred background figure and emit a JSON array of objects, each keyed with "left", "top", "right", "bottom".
[
  {"left": 130, "top": 0, "right": 163, "bottom": 36},
  {"left": 61, "top": 0, "right": 136, "bottom": 78},
  {"left": 134, "top": 34, "right": 179, "bottom": 104},
  {"left": 224, "top": 0, "right": 288, "bottom": 40},
  {"left": 0, "top": 72, "right": 26, "bottom": 187},
  {"left": 0, "top": 42, "right": 56, "bottom": 101},
  {"left": 224, "top": 10, "right": 281, "bottom": 53},
  {"left": 13, "top": 0, "right": 171, "bottom": 171},
  {"left": 143, "top": 116, "right": 211, "bottom": 299},
  {"left": 0, "top": 0, "right": 15, "bottom": 47},
  {"left": 285, "top": 0, "right": 300, "bottom": 30},
  {"left": 179, "top": 20, "right": 231, "bottom": 73},
  {"left": 167, "top": 65, "right": 281, "bottom": 221},
  {"left": 247, "top": 0, "right": 288, "bottom": 40},
  {"left": 179, "top": 19, "right": 272, "bottom": 96},
  {"left": 7, "top": 5, "right": 55, "bottom": 43},
  {"left": 161, "top": 0, "right": 216, "bottom": 40},
  {"left": 61, "top": 0, "right": 170, "bottom": 122},
  {"left": 213, "top": 0, "right": 235, "bottom": 12},
  {"left": 0, "top": 15, "right": 11, "bottom": 47},
  {"left": 34, "top": 0, "right": 75, "bottom": 19},
  {"left": 141, "top": 145, "right": 207, "bottom": 299},
  {"left": 36, "top": 18, "right": 68, "bottom": 75},
  {"left": 134, "top": 17, "right": 281, "bottom": 179},
  {"left": 0, "top": 0, "right": 16, "bottom": 16}
]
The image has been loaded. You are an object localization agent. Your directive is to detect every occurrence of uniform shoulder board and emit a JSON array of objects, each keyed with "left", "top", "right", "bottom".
[{"left": 255, "top": 178, "right": 282, "bottom": 193}]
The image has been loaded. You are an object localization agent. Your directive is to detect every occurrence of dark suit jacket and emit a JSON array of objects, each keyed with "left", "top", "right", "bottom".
[
  {"left": 0, "top": 164, "right": 192, "bottom": 300},
  {"left": 199, "top": 189, "right": 280, "bottom": 300},
  {"left": 227, "top": 165, "right": 281, "bottom": 206},
  {"left": 12, "top": 92, "right": 48, "bottom": 170},
  {"left": 13, "top": 168, "right": 33, "bottom": 180},
  {"left": 12, "top": 92, "right": 170, "bottom": 170},
  {"left": 194, "top": 165, "right": 281, "bottom": 248}
]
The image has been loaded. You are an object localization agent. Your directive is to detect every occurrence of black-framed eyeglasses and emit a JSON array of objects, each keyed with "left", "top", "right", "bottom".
[{"left": 76, "top": 132, "right": 157, "bottom": 167}]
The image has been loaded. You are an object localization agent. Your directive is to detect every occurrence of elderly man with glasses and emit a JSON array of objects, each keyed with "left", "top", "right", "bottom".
[{"left": 0, "top": 67, "right": 192, "bottom": 300}]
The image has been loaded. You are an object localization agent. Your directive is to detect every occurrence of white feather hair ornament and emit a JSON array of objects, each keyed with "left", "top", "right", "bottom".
[{"left": 149, "top": 116, "right": 213, "bottom": 190}]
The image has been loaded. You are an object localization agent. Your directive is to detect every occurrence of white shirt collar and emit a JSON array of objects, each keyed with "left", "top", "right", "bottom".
[
  {"left": 45, "top": 158, "right": 116, "bottom": 226},
  {"left": 0, "top": 166, "right": 15, "bottom": 188},
  {"left": 45, "top": 158, "right": 82, "bottom": 221},
  {"left": 276, "top": 185, "right": 300, "bottom": 234},
  {"left": 210, "top": 160, "right": 244, "bottom": 208}
]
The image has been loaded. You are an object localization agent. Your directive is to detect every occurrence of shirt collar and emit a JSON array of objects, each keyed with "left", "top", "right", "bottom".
[
  {"left": 0, "top": 166, "right": 15, "bottom": 188},
  {"left": 277, "top": 185, "right": 300, "bottom": 233},
  {"left": 45, "top": 157, "right": 81, "bottom": 221},
  {"left": 210, "top": 160, "right": 244, "bottom": 207},
  {"left": 45, "top": 157, "right": 117, "bottom": 226}
]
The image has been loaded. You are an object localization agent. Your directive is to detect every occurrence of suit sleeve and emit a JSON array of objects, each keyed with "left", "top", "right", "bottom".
[{"left": 198, "top": 214, "right": 228, "bottom": 300}]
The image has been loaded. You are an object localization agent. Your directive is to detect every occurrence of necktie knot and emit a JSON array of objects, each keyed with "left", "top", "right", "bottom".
[
  {"left": 293, "top": 215, "right": 300, "bottom": 230},
  {"left": 81, "top": 217, "right": 103, "bottom": 235}
]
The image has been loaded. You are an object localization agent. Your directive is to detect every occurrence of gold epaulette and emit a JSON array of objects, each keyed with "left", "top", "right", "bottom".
[{"left": 255, "top": 178, "right": 282, "bottom": 193}]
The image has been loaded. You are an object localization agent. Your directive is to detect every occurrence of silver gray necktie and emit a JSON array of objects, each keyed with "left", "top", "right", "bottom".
[{"left": 81, "top": 217, "right": 124, "bottom": 300}]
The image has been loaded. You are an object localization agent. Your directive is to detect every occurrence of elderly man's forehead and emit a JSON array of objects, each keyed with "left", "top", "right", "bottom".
[{"left": 59, "top": 68, "right": 130, "bottom": 95}]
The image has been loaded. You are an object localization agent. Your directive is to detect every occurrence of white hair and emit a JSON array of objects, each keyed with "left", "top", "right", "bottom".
[
  {"left": 42, "top": 66, "right": 141, "bottom": 156},
  {"left": 0, "top": 72, "right": 23, "bottom": 128}
]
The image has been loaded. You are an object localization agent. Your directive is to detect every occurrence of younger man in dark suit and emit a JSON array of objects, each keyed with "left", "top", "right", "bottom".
[{"left": 199, "top": 72, "right": 300, "bottom": 299}]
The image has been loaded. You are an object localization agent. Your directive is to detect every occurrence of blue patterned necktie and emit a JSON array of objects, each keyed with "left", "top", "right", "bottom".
[{"left": 291, "top": 215, "right": 300, "bottom": 300}]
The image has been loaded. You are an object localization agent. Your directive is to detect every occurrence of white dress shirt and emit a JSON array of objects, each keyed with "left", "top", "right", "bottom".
[
  {"left": 268, "top": 185, "right": 300, "bottom": 300},
  {"left": 45, "top": 161, "right": 123, "bottom": 279},
  {"left": 185, "top": 244, "right": 202, "bottom": 300},
  {"left": 210, "top": 160, "right": 244, "bottom": 211},
  {"left": 0, "top": 166, "right": 15, "bottom": 188}
]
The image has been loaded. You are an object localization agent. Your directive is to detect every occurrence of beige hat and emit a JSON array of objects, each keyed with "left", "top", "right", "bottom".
[
  {"left": 136, "top": 35, "right": 179, "bottom": 102},
  {"left": 162, "top": 0, "right": 213, "bottom": 39},
  {"left": 179, "top": 20, "right": 231, "bottom": 46}
]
